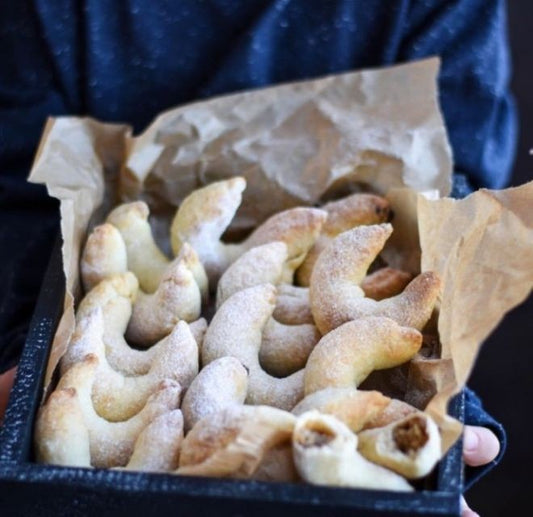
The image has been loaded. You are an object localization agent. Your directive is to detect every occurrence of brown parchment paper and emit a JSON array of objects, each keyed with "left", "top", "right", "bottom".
[{"left": 27, "top": 57, "right": 533, "bottom": 459}]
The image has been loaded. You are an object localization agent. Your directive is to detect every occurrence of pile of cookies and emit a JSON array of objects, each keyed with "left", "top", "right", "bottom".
[{"left": 35, "top": 177, "right": 443, "bottom": 491}]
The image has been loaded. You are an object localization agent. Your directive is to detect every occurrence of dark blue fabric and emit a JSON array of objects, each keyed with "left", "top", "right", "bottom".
[
  {"left": 463, "top": 387, "right": 507, "bottom": 491},
  {"left": 0, "top": 0, "right": 515, "bottom": 490}
]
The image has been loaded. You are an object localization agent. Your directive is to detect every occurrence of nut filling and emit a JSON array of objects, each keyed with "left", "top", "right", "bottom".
[
  {"left": 297, "top": 425, "right": 335, "bottom": 448},
  {"left": 393, "top": 415, "right": 429, "bottom": 454}
]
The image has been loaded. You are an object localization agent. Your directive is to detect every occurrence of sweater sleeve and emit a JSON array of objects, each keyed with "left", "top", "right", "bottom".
[
  {"left": 399, "top": 0, "right": 517, "bottom": 191},
  {"left": 462, "top": 387, "right": 507, "bottom": 492},
  {"left": 0, "top": 1, "right": 75, "bottom": 372}
]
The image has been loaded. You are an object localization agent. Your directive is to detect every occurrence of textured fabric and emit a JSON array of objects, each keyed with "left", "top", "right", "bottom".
[
  {"left": 0, "top": 0, "right": 515, "bottom": 489},
  {"left": 463, "top": 387, "right": 507, "bottom": 491}
]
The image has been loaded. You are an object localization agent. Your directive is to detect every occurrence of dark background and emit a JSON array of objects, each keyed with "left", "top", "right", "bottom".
[{"left": 466, "top": 2, "right": 532, "bottom": 515}]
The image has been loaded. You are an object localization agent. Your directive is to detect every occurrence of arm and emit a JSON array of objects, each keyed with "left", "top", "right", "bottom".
[
  {"left": 0, "top": 2, "right": 76, "bottom": 372},
  {"left": 399, "top": 0, "right": 517, "bottom": 192}
]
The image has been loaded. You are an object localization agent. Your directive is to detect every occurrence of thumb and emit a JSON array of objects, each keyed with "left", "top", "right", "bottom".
[{"left": 463, "top": 425, "right": 500, "bottom": 467}]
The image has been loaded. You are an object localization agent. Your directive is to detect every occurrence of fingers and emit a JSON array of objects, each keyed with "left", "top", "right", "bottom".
[
  {"left": 460, "top": 426, "right": 500, "bottom": 516},
  {"left": 463, "top": 425, "right": 501, "bottom": 467},
  {"left": 0, "top": 367, "right": 17, "bottom": 425},
  {"left": 460, "top": 496, "right": 480, "bottom": 517}
]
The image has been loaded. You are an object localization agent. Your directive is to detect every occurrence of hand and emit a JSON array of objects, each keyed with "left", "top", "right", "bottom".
[
  {"left": 0, "top": 366, "right": 16, "bottom": 425},
  {"left": 461, "top": 425, "right": 501, "bottom": 517}
]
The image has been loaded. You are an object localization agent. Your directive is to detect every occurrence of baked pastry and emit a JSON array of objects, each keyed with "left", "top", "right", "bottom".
[
  {"left": 44, "top": 355, "right": 181, "bottom": 468},
  {"left": 171, "top": 177, "right": 327, "bottom": 285},
  {"left": 105, "top": 201, "right": 208, "bottom": 297},
  {"left": 260, "top": 318, "right": 320, "bottom": 377},
  {"left": 61, "top": 308, "right": 198, "bottom": 421},
  {"left": 292, "top": 388, "right": 390, "bottom": 432},
  {"left": 216, "top": 241, "right": 314, "bottom": 326},
  {"left": 304, "top": 317, "right": 422, "bottom": 395},
  {"left": 357, "top": 413, "right": 442, "bottom": 479},
  {"left": 309, "top": 224, "right": 441, "bottom": 334},
  {"left": 360, "top": 267, "right": 414, "bottom": 301},
  {"left": 34, "top": 388, "right": 91, "bottom": 467},
  {"left": 122, "top": 410, "right": 184, "bottom": 472},
  {"left": 292, "top": 387, "right": 420, "bottom": 433},
  {"left": 177, "top": 405, "right": 296, "bottom": 479},
  {"left": 202, "top": 284, "right": 305, "bottom": 410},
  {"left": 125, "top": 255, "right": 202, "bottom": 346},
  {"left": 181, "top": 357, "right": 248, "bottom": 432},
  {"left": 242, "top": 207, "right": 327, "bottom": 283},
  {"left": 80, "top": 223, "right": 128, "bottom": 292},
  {"left": 296, "top": 192, "right": 391, "bottom": 286},
  {"left": 76, "top": 273, "right": 204, "bottom": 376},
  {"left": 215, "top": 241, "right": 287, "bottom": 310},
  {"left": 35, "top": 387, "right": 184, "bottom": 472},
  {"left": 272, "top": 284, "right": 314, "bottom": 325},
  {"left": 170, "top": 177, "right": 247, "bottom": 284},
  {"left": 292, "top": 411, "right": 412, "bottom": 491}
]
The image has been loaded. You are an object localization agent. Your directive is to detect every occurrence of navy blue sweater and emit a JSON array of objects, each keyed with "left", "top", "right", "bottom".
[{"left": 0, "top": 0, "right": 514, "bottom": 489}]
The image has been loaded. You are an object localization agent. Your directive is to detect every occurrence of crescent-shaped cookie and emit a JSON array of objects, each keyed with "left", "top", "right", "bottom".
[
  {"left": 296, "top": 192, "right": 391, "bottom": 286},
  {"left": 309, "top": 224, "right": 441, "bottom": 334},
  {"left": 35, "top": 389, "right": 184, "bottom": 472},
  {"left": 76, "top": 273, "right": 205, "bottom": 376},
  {"left": 126, "top": 258, "right": 202, "bottom": 346},
  {"left": 242, "top": 207, "right": 328, "bottom": 283},
  {"left": 304, "top": 317, "right": 422, "bottom": 395},
  {"left": 170, "top": 177, "right": 246, "bottom": 284},
  {"left": 292, "top": 411, "right": 412, "bottom": 491},
  {"left": 181, "top": 357, "right": 248, "bottom": 432},
  {"left": 202, "top": 284, "right": 305, "bottom": 410},
  {"left": 106, "top": 201, "right": 173, "bottom": 293},
  {"left": 105, "top": 202, "right": 208, "bottom": 298},
  {"left": 61, "top": 309, "right": 197, "bottom": 421},
  {"left": 177, "top": 405, "right": 296, "bottom": 479},
  {"left": 80, "top": 223, "right": 129, "bottom": 293},
  {"left": 55, "top": 355, "right": 182, "bottom": 468}
]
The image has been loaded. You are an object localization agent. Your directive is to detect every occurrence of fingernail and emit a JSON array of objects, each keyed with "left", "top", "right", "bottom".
[{"left": 463, "top": 428, "right": 479, "bottom": 453}]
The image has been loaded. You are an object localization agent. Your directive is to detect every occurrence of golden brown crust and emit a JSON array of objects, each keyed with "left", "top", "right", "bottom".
[
  {"left": 357, "top": 412, "right": 442, "bottom": 479},
  {"left": 177, "top": 405, "right": 296, "bottom": 479},
  {"left": 55, "top": 356, "right": 182, "bottom": 468},
  {"left": 61, "top": 310, "right": 197, "bottom": 422},
  {"left": 34, "top": 388, "right": 91, "bottom": 467},
  {"left": 309, "top": 225, "right": 441, "bottom": 334},
  {"left": 126, "top": 259, "right": 201, "bottom": 346},
  {"left": 202, "top": 284, "right": 305, "bottom": 410},
  {"left": 74, "top": 273, "right": 202, "bottom": 377},
  {"left": 244, "top": 207, "right": 328, "bottom": 282},
  {"left": 181, "top": 357, "right": 248, "bottom": 432},
  {"left": 80, "top": 223, "right": 128, "bottom": 292},
  {"left": 106, "top": 201, "right": 170, "bottom": 293},
  {"left": 361, "top": 267, "right": 414, "bottom": 301},
  {"left": 292, "top": 411, "right": 413, "bottom": 491},
  {"left": 296, "top": 193, "right": 391, "bottom": 286},
  {"left": 259, "top": 318, "right": 320, "bottom": 377},
  {"left": 170, "top": 177, "right": 246, "bottom": 284},
  {"left": 291, "top": 388, "right": 391, "bottom": 432},
  {"left": 304, "top": 317, "right": 422, "bottom": 395}
]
